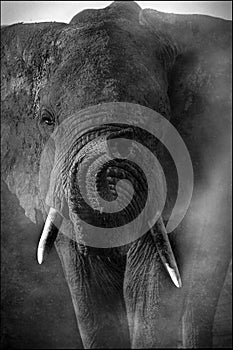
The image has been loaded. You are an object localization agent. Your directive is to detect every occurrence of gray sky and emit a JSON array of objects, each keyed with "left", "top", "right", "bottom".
[{"left": 1, "top": 1, "right": 232, "bottom": 25}]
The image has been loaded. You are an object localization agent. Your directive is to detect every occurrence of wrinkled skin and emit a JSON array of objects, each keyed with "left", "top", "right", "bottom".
[{"left": 1, "top": 1, "right": 232, "bottom": 348}]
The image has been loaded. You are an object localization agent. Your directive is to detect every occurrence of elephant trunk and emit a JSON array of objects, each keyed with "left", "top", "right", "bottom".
[{"left": 65, "top": 125, "right": 149, "bottom": 249}]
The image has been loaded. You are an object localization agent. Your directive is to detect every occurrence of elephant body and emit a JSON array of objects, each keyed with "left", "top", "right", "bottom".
[{"left": 1, "top": 1, "right": 232, "bottom": 348}]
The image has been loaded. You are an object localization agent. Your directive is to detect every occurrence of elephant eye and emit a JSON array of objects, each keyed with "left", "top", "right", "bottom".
[{"left": 41, "top": 109, "right": 55, "bottom": 126}]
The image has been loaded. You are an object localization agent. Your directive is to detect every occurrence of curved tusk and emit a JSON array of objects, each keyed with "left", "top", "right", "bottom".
[
  {"left": 149, "top": 216, "right": 182, "bottom": 288},
  {"left": 37, "top": 208, "right": 63, "bottom": 265}
]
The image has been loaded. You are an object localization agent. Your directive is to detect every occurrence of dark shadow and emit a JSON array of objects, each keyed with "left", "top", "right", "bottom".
[{"left": 1, "top": 180, "right": 82, "bottom": 349}]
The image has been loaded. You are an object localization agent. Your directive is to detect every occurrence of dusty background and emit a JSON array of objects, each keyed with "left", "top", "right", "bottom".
[{"left": 1, "top": 181, "right": 82, "bottom": 348}]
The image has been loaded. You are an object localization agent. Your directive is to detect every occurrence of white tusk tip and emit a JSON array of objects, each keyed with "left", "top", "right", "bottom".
[
  {"left": 165, "top": 263, "right": 182, "bottom": 288},
  {"left": 37, "top": 248, "right": 44, "bottom": 265}
]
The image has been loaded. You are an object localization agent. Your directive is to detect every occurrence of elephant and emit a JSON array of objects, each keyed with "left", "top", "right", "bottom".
[{"left": 1, "top": 1, "right": 232, "bottom": 348}]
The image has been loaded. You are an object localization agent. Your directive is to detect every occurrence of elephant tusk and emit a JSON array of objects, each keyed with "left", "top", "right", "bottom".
[
  {"left": 37, "top": 208, "right": 63, "bottom": 264},
  {"left": 149, "top": 216, "right": 182, "bottom": 288}
]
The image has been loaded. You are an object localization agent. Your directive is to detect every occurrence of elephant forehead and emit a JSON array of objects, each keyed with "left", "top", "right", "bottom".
[
  {"left": 69, "top": 1, "right": 141, "bottom": 26},
  {"left": 43, "top": 14, "right": 174, "bottom": 122},
  {"left": 54, "top": 22, "right": 166, "bottom": 83}
]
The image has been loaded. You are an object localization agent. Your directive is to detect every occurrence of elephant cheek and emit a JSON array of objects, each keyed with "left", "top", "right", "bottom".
[
  {"left": 39, "top": 137, "right": 56, "bottom": 215},
  {"left": 45, "top": 171, "right": 65, "bottom": 214}
]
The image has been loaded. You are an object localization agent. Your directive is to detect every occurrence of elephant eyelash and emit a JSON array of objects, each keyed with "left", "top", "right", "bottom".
[{"left": 42, "top": 117, "right": 54, "bottom": 126}]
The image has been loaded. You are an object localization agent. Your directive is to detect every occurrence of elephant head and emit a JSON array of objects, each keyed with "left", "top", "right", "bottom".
[{"left": 1, "top": 1, "right": 231, "bottom": 348}]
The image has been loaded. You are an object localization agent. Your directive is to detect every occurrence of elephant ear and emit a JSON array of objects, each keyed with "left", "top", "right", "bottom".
[
  {"left": 1, "top": 22, "right": 66, "bottom": 223},
  {"left": 139, "top": 9, "right": 231, "bottom": 177}
]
